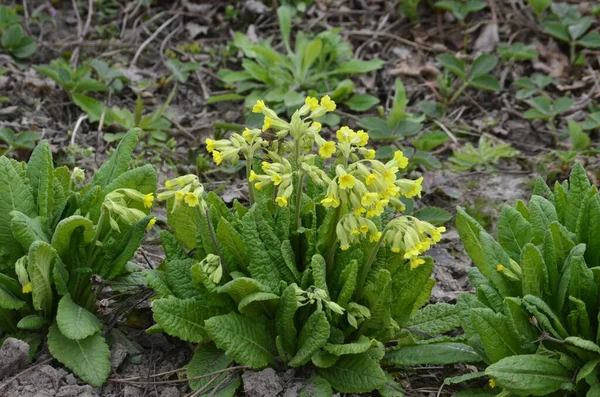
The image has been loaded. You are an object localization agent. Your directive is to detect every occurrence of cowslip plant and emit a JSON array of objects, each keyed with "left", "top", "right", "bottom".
[
  {"left": 542, "top": 3, "right": 600, "bottom": 64},
  {"left": 437, "top": 54, "right": 500, "bottom": 105},
  {"left": 0, "top": 6, "right": 36, "bottom": 59},
  {"left": 455, "top": 164, "right": 600, "bottom": 395},
  {"left": 145, "top": 96, "right": 447, "bottom": 395},
  {"left": 448, "top": 136, "right": 520, "bottom": 172},
  {"left": 0, "top": 130, "right": 156, "bottom": 386},
  {"left": 216, "top": 6, "right": 383, "bottom": 116}
]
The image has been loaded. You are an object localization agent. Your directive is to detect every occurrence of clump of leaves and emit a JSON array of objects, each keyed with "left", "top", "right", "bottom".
[
  {"left": 454, "top": 164, "right": 600, "bottom": 396},
  {"left": 527, "top": 0, "right": 552, "bottom": 20},
  {"left": 449, "top": 136, "right": 520, "bottom": 171},
  {"left": 434, "top": 0, "right": 487, "bottom": 50},
  {"left": 512, "top": 73, "right": 554, "bottom": 100},
  {"left": 522, "top": 95, "right": 573, "bottom": 142},
  {"left": 0, "top": 130, "right": 156, "bottom": 386},
  {"left": 216, "top": 6, "right": 383, "bottom": 117},
  {"left": 437, "top": 54, "right": 500, "bottom": 105},
  {"left": 542, "top": 3, "right": 600, "bottom": 64},
  {"left": 497, "top": 42, "right": 538, "bottom": 65},
  {"left": 145, "top": 97, "right": 450, "bottom": 395},
  {"left": 0, "top": 6, "right": 36, "bottom": 59},
  {"left": 0, "top": 128, "right": 40, "bottom": 156},
  {"left": 357, "top": 79, "right": 442, "bottom": 170}
]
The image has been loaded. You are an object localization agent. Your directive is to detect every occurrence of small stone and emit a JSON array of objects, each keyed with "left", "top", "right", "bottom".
[
  {"left": 123, "top": 384, "right": 144, "bottom": 397},
  {"left": 0, "top": 338, "right": 30, "bottom": 380},
  {"left": 160, "top": 386, "right": 181, "bottom": 397},
  {"left": 242, "top": 368, "right": 284, "bottom": 397},
  {"left": 64, "top": 374, "right": 78, "bottom": 385},
  {"left": 110, "top": 343, "right": 129, "bottom": 370}
]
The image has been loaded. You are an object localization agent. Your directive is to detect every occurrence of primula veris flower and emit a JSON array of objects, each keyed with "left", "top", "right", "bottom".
[
  {"left": 318, "top": 141, "right": 336, "bottom": 159},
  {"left": 275, "top": 196, "right": 288, "bottom": 207},
  {"left": 312, "top": 121, "right": 322, "bottom": 132},
  {"left": 496, "top": 264, "right": 504, "bottom": 272},
  {"left": 489, "top": 379, "right": 496, "bottom": 388},
  {"left": 262, "top": 117, "right": 272, "bottom": 131},
  {"left": 339, "top": 174, "right": 356, "bottom": 190},
  {"left": 212, "top": 151, "right": 223, "bottom": 165},
  {"left": 305, "top": 96, "right": 319, "bottom": 110},
  {"left": 185, "top": 192, "right": 200, "bottom": 207},
  {"left": 143, "top": 193, "right": 154, "bottom": 208},
  {"left": 205, "top": 138, "right": 215, "bottom": 152},
  {"left": 271, "top": 173, "right": 283, "bottom": 185},
  {"left": 356, "top": 130, "right": 369, "bottom": 147},
  {"left": 394, "top": 151, "right": 409, "bottom": 168},
  {"left": 249, "top": 170, "right": 258, "bottom": 182},
  {"left": 321, "top": 195, "right": 340, "bottom": 208},
  {"left": 320, "top": 95, "right": 336, "bottom": 112},
  {"left": 253, "top": 100, "right": 266, "bottom": 113},
  {"left": 22, "top": 283, "right": 32, "bottom": 293},
  {"left": 146, "top": 217, "right": 157, "bottom": 230}
]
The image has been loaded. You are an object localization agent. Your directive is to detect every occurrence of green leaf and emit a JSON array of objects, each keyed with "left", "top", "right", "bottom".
[
  {"left": 72, "top": 94, "right": 106, "bottom": 123},
  {"left": 47, "top": 324, "right": 110, "bottom": 387},
  {"left": 521, "top": 243, "right": 548, "bottom": 299},
  {"left": 437, "top": 54, "right": 466, "bottom": 79},
  {"left": 1, "top": 24, "right": 23, "bottom": 47},
  {"left": 455, "top": 207, "right": 486, "bottom": 268},
  {"left": 277, "top": 5, "right": 294, "bottom": 53},
  {"left": 471, "top": 308, "right": 521, "bottom": 363},
  {"left": 529, "top": 195, "right": 558, "bottom": 244},
  {"left": 543, "top": 22, "right": 570, "bottom": 43},
  {"left": 577, "top": 32, "right": 600, "bottom": 49},
  {"left": 336, "top": 260, "right": 358, "bottom": 308},
  {"left": 302, "top": 38, "right": 322, "bottom": 75},
  {"left": 527, "top": 0, "right": 551, "bottom": 17},
  {"left": 27, "top": 241, "right": 57, "bottom": 316},
  {"left": 51, "top": 216, "right": 95, "bottom": 259},
  {"left": 276, "top": 284, "right": 300, "bottom": 357},
  {"left": 407, "top": 302, "right": 461, "bottom": 335},
  {"left": 413, "top": 207, "right": 452, "bottom": 224},
  {"left": 384, "top": 342, "right": 480, "bottom": 365},
  {"left": 289, "top": 309, "right": 330, "bottom": 367},
  {"left": 217, "top": 218, "right": 248, "bottom": 271},
  {"left": 345, "top": 94, "right": 380, "bottom": 112},
  {"left": 152, "top": 297, "right": 221, "bottom": 343},
  {"left": 164, "top": 259, "right": 197, "bottom": 299},
  {"left": 17, "top": 315, "right": 47, "bottom": 330},
  {"left": 10, "top": 212, "right": 49, "bottom": 251},
  {"left": 56, "top": 294, "right": 103, "bottom": 340},
  {"left": 566, "top": 163, "right": 590, "bottom": 233},
  {"left": 238, "top": 292, "right": 279, "bottom": 316},
  {"left": 0, "top": 157, "right": 36, "bottom": 271},
  {"left": 90, "top": 129, "right": 139, "bottom": 189},
  {"left": 469, "top": 54, "right": 498, "bottom": 78},
  {"left": 0, "top": 283, "right": 25, "bottom": 310},
  {"left": 479, "top": 232, "right": 514, "bottom": 297},
  {"left": 486, "top": 355, "right": 572, "bottom": 396},
  {"left": 324, "top": 336, "right": 376, "bottom": 356},
  {"left": 335, "top": 59, "right": 384, "bottom": 74},
  {"left": 204, "top": 313, "right": 276, "bottom": 369},
  {"left": 497, "top": 206, "right": 532, "bottom": 262},
  {"left": 468, "top": 75, "right": 500, "bottom": 92},
  {"left": 206, "top": 93, "right": 245, "bottom": 104},
  {"left": 568, "top": 17, "right": 592, "bottom": 40},
  {"left": 318, "top": 352, "right": 387, "bottom": 393},
  {"left": 187, "top": 343, "right": 234, "bottom": 391},
  {"left": 26, "top": 140, "right": 54, "bottom": 218}
]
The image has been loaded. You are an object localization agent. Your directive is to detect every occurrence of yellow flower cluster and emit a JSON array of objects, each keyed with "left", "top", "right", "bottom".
[
  {"left": 102, "top": 188, "right": 154, "bottom": 232},
  {"left": 157, "top": 174, "right": 205, "bottom": 212},
  {"left": 205, "top": 127, "right": 266, "bottom": 166},
  {"left": 382, "top": 217, "right": 445, "bottom": 269}
]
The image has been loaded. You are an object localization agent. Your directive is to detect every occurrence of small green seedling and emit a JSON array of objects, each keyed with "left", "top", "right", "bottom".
[
  {"left": 437, "top": 54, "right": 500, "bottom": 105},
  {"left": 527, "top": 0, "right": 552, "bottom": 20},
  {"left": 0, "top": 128, "right": 40, "bottom": 156},
  {"left": 567, "top": 120, "right": 590, "bottom": 151},
  {"left": 512, "top": 73, "right": 554, "bottom": 100},
  {"left": 497, "top": 42, "right": 538, "bottom": 64},
  {"left": 0, "top": 6, "right": 36, "bottom": 59},
  {"left": 522, "top": 96, "right": 573, "bottom": 122},
  {"left": 542, "top": 3, "right": 600, "bottom": 64},
  {"left": 449, "top": 136, "right": 520, "bottom": 171},
  {"left": 166, "top": 59, "right": 201, "bottom": 84},
  {"left": 582, "top": 110, "right": 600, "bottom": 131},
  {"left": 434, "top": 0, "right": 487, "bottom": 50}
]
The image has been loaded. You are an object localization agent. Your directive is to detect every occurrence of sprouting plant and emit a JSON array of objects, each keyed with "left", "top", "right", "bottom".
[
  {"left": 567, "top": 120, "right": 590, "bottom": 152},
  {"left": 434, "top": 0, "right": 487, "bottom": 51},
  {"left": 0, "top": 130, "right": 156, "bottom": 386},
  {"left": 216, "top": 6, "right": 383, "bottom": 117},
  {"left": 357, "top": 79, "right": 441, "bottom": 170},
  {"left": 397, "top": 0, "right": 422, "bottom": 21},
  {"left": 437, "top": 54, "right": 500, "bottom": 105},
  {"left": 165, "top": 59, "right": 201, "bottom": 84},
  {"left": 497, "top": 42, "right": 538, "bottom": 65},
  {"left": 0, "top": 6, "right": 36, "bottom": 59},
  {"left": 527, "top": 0, "right": 552, "bottom": 20},
  {"left": 449, "top": 136, "right": 520, "bottom": 171},
  {"left": 512, "top": 73, "right": 554, "bottom": 100},
  {"left": 522, "top": 95, "right": 573, "bottom": 141},
  {"left": 144, "top": 96, "right": 451, "bottom": 395},
  {"left": 542, "top": 3, "right": 600, "bottom": 64},
  {"left": 453, "top": 164, "right": 600, "bottom": 396},
  {"left": 0, "top": 128, "right": 40, "bottom": 156}
]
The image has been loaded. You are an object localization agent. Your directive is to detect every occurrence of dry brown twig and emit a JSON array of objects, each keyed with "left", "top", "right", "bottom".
[
  {"left": 70, "top": 0, "right": 94, "bottom": 67},
  {"left": 131, "top": 14, "right": 180, "bottom": 68}
]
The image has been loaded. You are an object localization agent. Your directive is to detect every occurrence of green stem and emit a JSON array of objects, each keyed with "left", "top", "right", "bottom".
[
  {"left": 355, "top": 226, "right": 390, "bottom": 302},
  {"left": 87, "top": 212, "right": 105, "bottom": 264},
  {"left": 449, "top": 82, "right": 469, "bottom": 105},
  {"left": 462, "top": 25, "right": 468, "bottom": 55},
  {"left": 246, "top": 156, "right": 255, "bottom": 205},
  {"left": 199, "top": 206, "right": 230, "bottom": 280},
  {"left": 325, "top": 205, "right": 343, "bottom": 277},
  {"left": 293, "top": 138, "right": 304, "bottom": 270}
]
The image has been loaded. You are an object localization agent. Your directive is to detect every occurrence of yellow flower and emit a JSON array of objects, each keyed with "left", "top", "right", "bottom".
[
  {"left": 364, "top": 149, "right": 376, "bottom": 159},
  {"left": 254, "top": 182, "right": 263, "bottom": 191},
  {"left": 22, "top": 283, "right": 32, "bottom": 294},
  {"left": 369, "top": 232, "right": 382, "bottom": 242},
  {"left": 321, "top": 195, "right": 340, "bottom": 208},
  {"left": 242, "top": 128, "right": 253, "bottom": 143},
  {"left": 271, "top": 173, "right": 283, "bottom": 185},
  {"left": 320, "top": 95, "right": 336, "bottom": 112},
  {"left": 249, "top": 170, "right": 258, "bottom": 182},
  {"left": 361, "top": 192, "right": 379, "bottom": 207},
  {"left": 353, "top": 207, "right": 366, "bottom": 216},
  {"left": 262, "top": 117, "right": 272, "bottom": 132},
  {"left": 212, "top": 150, "right": 223, "bottom": 165},
  {"left": 305, "top": 96, "right": 319, "bottom": 110},
  {"left": 253, "top": 100, "right": 265, "bottom": 113},
  {"left": 175, "top": 191, "right": 185, "bottom": 200},
  {"left": 496, "top": 264, "right": 504, "bottom": 272},
  {"left": 275, "top": 196, "right": 288, "bottom": 207},
  {"left": 318, "top": 141, "right": 336, "bottom": 159},
  {"left": 261, "top": 161, "right": 270, "bottom": 171},
  {"left": 366, "top": 174, "right": 378, "bottom": 185},
  {"left": 359, "top": 225, "right": 369, "bottom": 234},
  {"left": 205, "top": 138, "right": 215, "bottom": 153},
  {"left": 312, "top": 121, "right": 322, "bottom": 132},
  {"left": 165, "top": 180, "right": 175, "bottom": 190},
  {"left": 143, "top": 193, "right": 154, "bottom": 208},
  {"left": 410, "top": 257, "right": 425, "bottom": 270},
  {"left": 356, "top": 130, "right": 369, "bottom": 147},
  {"left": 185, "top": 192, "right": 200, "bottom": 207},
  {"left": 341, "top": 244, "right": 350, "bottom": 251},
  {"left": 489, "top": 379, "right": 496, "bottom": 389},
  {"left": 394, "top": 151, "right": 409, "bottom": 169},
  {"left": 146, "top": 217, "right": 157, "bottom": 230},
  {"left": 336, "top": 126, "right": 355, "bottom": 143},
  {"left": 339, "top": 174, "right": 356, "bottom": 190}
]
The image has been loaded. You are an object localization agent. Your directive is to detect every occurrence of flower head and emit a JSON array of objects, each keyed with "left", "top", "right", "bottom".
[
  {"left": 143, "top": 193, "right": 154, "bottom": 208},
  {"left": 185, "top": 192, "right": 199, "bottom": 207},
  {"left": 305, "top": 96, "right": 319, "bottom": 110},
  {"left": 252, "top": 100, "right": 266, "bottom": 113},
  {"left": 275, "top": 196, "right": 288, "bottom": 207},
  {"left": 320, "top": 95, "right": 336, "bottom": 112},
  {"left": 146, "top": 217, "right": 157, "bottom": 230},
  {"left": 205, "top": 138, "right": 215, "bottom": 153},
  {"left": 339, "top": 174, "right": 356, "bottom": 190},
  {"left": 318, "top": 141, "right": 336, "bottom": 159}
]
